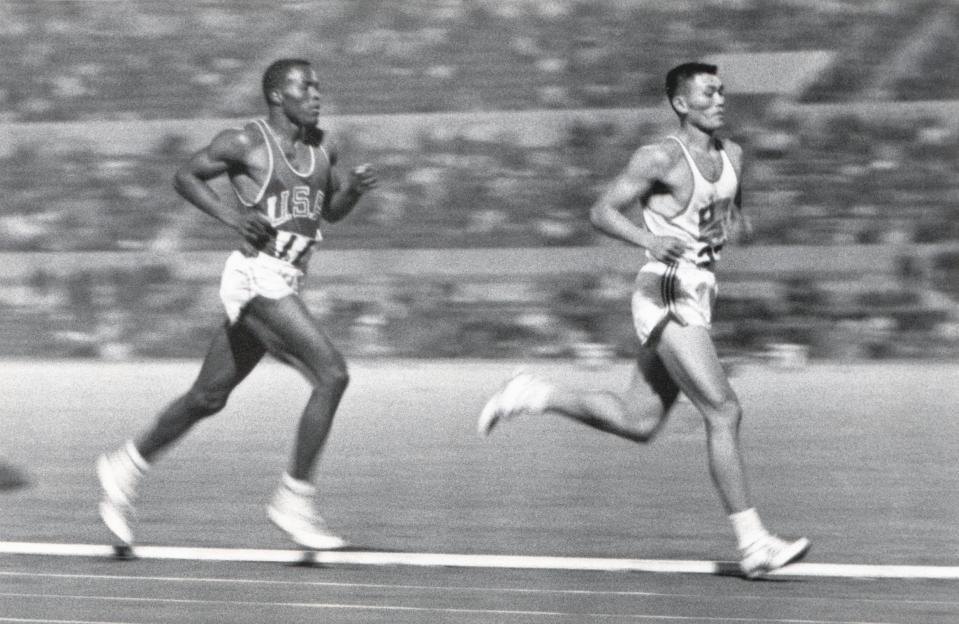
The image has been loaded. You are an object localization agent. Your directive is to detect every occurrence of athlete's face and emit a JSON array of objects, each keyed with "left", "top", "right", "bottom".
[
  {"left": 674, "top": 73, "right": 726, "bottom": 131},
  {"left": 279, "top": 65, "right": 322, "bottom": 127}
]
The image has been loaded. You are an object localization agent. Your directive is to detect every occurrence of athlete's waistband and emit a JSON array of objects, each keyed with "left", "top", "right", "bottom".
[
  {"left": 256, "top": 232, "right": 316, "bottom": 269},
  {"left": 644, "top": 245, "right": 721, "bottom": 269},
  {"left": 232, "top": 249, "right": 307, "bottom": 277},
  {"left": 640, "top": 258, "right": 717, "bottom": 276},
  {"left": 693, "top": 242, "right": 723, "bottom": 268}
]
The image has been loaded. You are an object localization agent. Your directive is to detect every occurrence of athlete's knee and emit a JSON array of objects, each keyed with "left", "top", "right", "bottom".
[
  {"left": 307, "top": 350, "right": 349, "bottom": 392},
  {"left": 624, "top": 406, "right": 666, "bottom": 443},
  {"left": 622, "top": 424, "right": 656, "bottom": 444},
  {"left": 183, "top": 386, "right": 231, "bottom": 417},
  {"left": 701, "top": 397, "right": 742, "bottom": 434},
  {"left": 326, "top": 358, "right": 349, "bottom": 392},
  {"left": 592, "top": 392, "right": 661, "bottom": 443}
]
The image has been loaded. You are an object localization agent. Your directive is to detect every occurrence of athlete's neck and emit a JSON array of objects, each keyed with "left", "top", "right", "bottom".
[
  {"left": 265, "top": 112, "right": 305, "bottom": 144},
  {"left": 677, "top": 124, "right": 717, "bottom": 152}
]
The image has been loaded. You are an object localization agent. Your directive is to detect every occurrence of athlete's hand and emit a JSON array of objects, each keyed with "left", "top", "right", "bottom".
[
  {"left": 647, "top": 235, "right": 689, "bottom": 265},
  {"left": 235, "top": 211, "right": 276, "bottom": 247},
  {"left": 347, "top": 164, "right": 378, "bottom": 195},
  {"left": 730, "top": 212, "right": 754, "bottom": 245}
]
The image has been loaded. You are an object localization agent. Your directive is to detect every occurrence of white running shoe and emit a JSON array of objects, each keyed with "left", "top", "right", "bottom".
[
  {"left": 477, "top": 370, "right": 552, "bottom": 436},
  {"left": 267, "top": 483, "right": 348, "bottom": 551},
  {"left": 740, "top": 534, "right": 811, "bottom": 579},
  {"left": 96, "top": 449, "right": 143, "bottom": 546}
]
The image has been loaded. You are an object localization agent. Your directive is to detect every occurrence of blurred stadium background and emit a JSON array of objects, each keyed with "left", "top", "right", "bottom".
[{"left": 1, "top": 0, "right": 958, "bottom": 362}]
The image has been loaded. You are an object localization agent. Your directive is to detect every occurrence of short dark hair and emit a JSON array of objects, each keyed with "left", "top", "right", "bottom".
[
  {"left": 665, "top": 62, "right": 718, "bottom": 101},
  {"left": 262, "top": 58, "right": 312, "bottom": 103}
]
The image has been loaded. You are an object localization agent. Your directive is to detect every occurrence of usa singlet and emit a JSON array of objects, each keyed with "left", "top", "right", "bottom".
[
  {"left": 231, "top": 119, "right": 332, "bottom": 267},
  {"left": 643, "top": 135, "right": 738, "bottom": 267}
]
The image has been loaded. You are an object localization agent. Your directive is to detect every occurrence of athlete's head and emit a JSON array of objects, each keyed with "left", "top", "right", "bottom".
[
  {"left": 262, "top": 58, "right": 322, "bottom": 126},
  {"left": 665, "top": 62, "right": 725, "bottom": 131}
]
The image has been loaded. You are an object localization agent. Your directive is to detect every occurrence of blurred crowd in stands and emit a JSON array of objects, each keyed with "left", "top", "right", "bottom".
[
  {"left": 1, "top": 0, "right": 958, "bottom": 361},
  {"left": 4, "top": 0, "right": 948, "bottom": 121}
]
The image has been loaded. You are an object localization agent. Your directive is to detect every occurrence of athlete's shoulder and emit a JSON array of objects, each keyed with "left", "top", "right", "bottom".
[
  {"left": 717, "top": 136, "right": 743, "bottom": 162},
  {"left": 207, "top": 123, "right": 264, "bottom": 162},
  {"left": 625, "top": 138, "right": 684, "bottom": 179}
]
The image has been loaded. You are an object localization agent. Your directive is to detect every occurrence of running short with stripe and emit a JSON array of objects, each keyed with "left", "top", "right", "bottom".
[
  {"left": 631, "top": 260, "right": 717, "bottom": 344},
  {"left": 219, "top": 250, "right": 305, "bottom": 324}
]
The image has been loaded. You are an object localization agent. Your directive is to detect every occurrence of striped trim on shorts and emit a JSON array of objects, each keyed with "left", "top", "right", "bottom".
[{"left": 632, "top": 261, "right": 717, "bottom": 344}]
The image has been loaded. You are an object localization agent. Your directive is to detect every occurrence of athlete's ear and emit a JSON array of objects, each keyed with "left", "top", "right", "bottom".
[
  {"left": 671, "top": 95, "right": 689, "bottom": 115},
  {"left": 267, "top": 89, "right": 283, "bottom": 106}
]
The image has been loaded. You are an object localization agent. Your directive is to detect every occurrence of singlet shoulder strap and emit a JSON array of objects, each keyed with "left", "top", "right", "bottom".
[
  {"left": 231, "top": 120, "right": 273, "bottom": 206},
  {"left": 259, "top": 118, "right": 315, "bottom": 177},
  {"left": 667, "top": 134, "right": 732, "bottom": 186},
  {"left": 716, "top": 139, "right": 737, "bottom": 185},
  {"left": 666, "top": 135, "right": 705, "bottom": 185}
]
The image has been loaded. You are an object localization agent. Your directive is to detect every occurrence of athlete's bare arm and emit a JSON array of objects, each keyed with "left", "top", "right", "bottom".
[
  {"left": 589, "top": 142, "right": 689, "bottom": 264},
  {"left": 320, "top": 142, "right": 378, "bottom": 224},
  {"left": 173, "top": 128, "right": 276, "bottom": 246},
  {"left": 721, "top": 140, "right": 753, "bottom": 244}
]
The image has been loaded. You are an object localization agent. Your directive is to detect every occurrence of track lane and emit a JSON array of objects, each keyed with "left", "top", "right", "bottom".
[
  {"left": 1, "top": 360, "right": 958, "bottom": 623},
  {"left": 2, "top": 558, "right": 959, "bottom": 624}
]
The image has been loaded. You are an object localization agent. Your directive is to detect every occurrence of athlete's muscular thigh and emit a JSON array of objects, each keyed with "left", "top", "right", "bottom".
[
  {"left": 190, "top": 321, "right": 266, "bottom": 400},
  {"left": 241, "top": 294, "right": 344, "bottom": 379},
  {"left": 631, "top": 346, "right": 680, "bottom": 405},
  {"left": 654, "top": 323, "right": 735, "bottom": 412}
]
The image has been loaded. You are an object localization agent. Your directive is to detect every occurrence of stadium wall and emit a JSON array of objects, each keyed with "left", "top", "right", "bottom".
[
  {"left": 5, "top": 100, "right": 959, "bottom": 157},
  {"left": 0, "top": 244, "right": 925, "bottom": 281}
]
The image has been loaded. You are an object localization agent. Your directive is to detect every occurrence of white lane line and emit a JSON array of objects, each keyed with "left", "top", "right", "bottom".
[
  {"left": 1, "top": 541, "right": 958, "bottom": 579},
  {"left": 2, "top": 571, "right": 957, "bottom": 608},
  {"left": 0, "top": 619, "right": 139, "bottom": 624},
  {"left": 0, "top": 592, "right": 902, "bottom": 623}
]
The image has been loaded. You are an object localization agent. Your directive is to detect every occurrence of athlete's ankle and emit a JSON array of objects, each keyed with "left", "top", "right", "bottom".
[
  {"left": 729, "top": 507, "right": 770, "bottom": 550},
  {"left": 281, "top": 472, "right": 316, "bottom": 497},
  {"left": 123, "top": 441, "right": 150, "bottom": 474}
]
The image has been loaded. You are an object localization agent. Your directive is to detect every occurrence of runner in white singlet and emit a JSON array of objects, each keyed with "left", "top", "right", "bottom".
[
  {"left": 479, "top": 62, "right": 809, "bottom": 579},
  {"left": 632, "top": 134, "right": 738, "bottom": 342}
]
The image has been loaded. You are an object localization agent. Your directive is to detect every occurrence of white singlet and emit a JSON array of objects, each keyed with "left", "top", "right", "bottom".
[
  {"left": 632, "top": 135, "right": 739, "bottom": 343},
  {"left": 643, "top": 135, "right": 738, "bottom": 267}
]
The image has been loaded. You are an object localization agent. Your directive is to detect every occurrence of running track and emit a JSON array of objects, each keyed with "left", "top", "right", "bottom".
[{"left": 1, "top": 359, "right": 957, "bottom": 623}]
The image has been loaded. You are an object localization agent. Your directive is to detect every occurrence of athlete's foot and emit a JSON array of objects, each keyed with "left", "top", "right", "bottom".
[
  {"left": 739, "top": 534, "right": 811, "bottom": 579},
  {"left": 477, "top": 370, "right": 553, "bottom": 436},
  {"left": 96, "top": 448, "right": 144, "bottom": 546},
  {"left": 267, "top": 482, "right": 347, "bottom": 551}
]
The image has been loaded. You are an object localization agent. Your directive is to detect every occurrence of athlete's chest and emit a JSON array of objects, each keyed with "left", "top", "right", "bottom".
[
  {"left": 246, "top": 141, "right": 328, "bottom": 187},
  {"left": 685, "top": 146, "right": 725, "bottom": 180},
  {"left": 664, "top": 146, "right": 727, "bottom": 192},
  {"left": 668, "top": 150, "right": 735, "bottom": 203},
  {"left": 241, "top": 142, "right": 332, "bottom": 233},
  {"left": 645, "top": 155, "right": 734, "bottom": 224}
]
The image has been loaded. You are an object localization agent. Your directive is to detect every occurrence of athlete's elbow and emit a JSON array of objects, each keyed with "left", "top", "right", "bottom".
[
  {"left": 324, "top": 198, "right": 356, "bottom": 223},
  {"left": 172, "top": 169, "right": 191, "bottom": 196},
  {"left": 589, "top": 205, "right": 611, "bottom": 231},
  {"left": 321, "top": 207, "right": 344, "bottom": 223}
]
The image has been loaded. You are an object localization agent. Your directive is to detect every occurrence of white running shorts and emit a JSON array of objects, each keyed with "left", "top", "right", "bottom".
[
  {"left": 219, "top": 251, "right": 305, "bottom": 324},
  {"left": 631, "top": 260, "right": 717, "bottom": 344}
]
